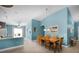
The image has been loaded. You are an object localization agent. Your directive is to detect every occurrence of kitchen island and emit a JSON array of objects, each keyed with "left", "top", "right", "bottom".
[{"left": 0, "top": 37, "right": 24, "bottom": 52}]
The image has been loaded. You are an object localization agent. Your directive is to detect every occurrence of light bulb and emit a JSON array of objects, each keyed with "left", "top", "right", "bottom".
[{"left": 44, "top": 29, "right": 46, "bottom": 31}]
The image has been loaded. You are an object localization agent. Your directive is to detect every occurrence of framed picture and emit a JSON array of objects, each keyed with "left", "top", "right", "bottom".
[{"left": 50, "top": 25, "right": 58, "bottom": 32}]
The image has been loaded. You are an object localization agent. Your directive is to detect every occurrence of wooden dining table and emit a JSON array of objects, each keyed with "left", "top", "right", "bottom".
[
  {"left": 40, "top": 36, "right": 63, "bottom": 53},
  {"left": 41, "top": 36, "right": 59, "bottom": 48},
  {"left": 50, "top": 37, "right": 59, "bottom": 43},
  {"left": 41, "top": 36, "right": 59, "bottom": 42}
]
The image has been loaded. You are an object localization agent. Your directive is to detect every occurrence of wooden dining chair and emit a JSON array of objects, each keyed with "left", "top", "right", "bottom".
[
  {"left": 44, "top": 35, "right": 50, "bottom": 48},
  {"left": 51, "top": 36, "right": 59, "bottom": 52},
  {"left": 41, "top": 36, "right": 45, "bottom": 46},
  {"left": 37, "top": 35, "right": 43, "bottom": 45},
  {"left": 57, "top": 37, "right": 63, "bottom": 52},
  {"left": 52, "top": 37, "right": 64, "bottom": 53},
  {"left": 49, "top": 36, "right": 61, "bottom": 53}
]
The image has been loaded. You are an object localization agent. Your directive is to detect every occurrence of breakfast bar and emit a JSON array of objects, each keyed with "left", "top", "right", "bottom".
[{"left": 0, "top": 37, "right": 24, "bottom": 52}]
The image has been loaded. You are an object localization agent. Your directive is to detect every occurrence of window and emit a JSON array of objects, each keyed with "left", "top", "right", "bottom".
[{"left": 13, "top": 28, "right": 23, "bottom": 38}]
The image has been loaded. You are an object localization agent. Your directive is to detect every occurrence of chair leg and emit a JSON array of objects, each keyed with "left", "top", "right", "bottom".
[
  {"left": 53, "top": 47, "right": 57, "bottom": 53},
  {"left": 45, "top": 43, "right": 48, "bottom": 48},
  {"left": 53, "top": 44, "right": 57, "bottom": 53},
  {"left": 57, "top": 46, "right": 61, "bottom": 52},
  {"left": 49, "top": 42, "right": 53, "bottom": 50}
]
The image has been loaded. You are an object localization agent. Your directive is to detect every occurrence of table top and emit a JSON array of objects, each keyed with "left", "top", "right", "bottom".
[
  {"left": 50, "top": 37, "right": 59, "bottom": 43},
  {"left": 41, "top": 36, "right": 59, "bottom": 43}
]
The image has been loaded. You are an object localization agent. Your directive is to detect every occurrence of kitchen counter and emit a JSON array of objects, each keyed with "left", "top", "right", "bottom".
[
  {"left": 0, "top": 37, "right": 23, "bottom": 40},
  {"left": 0, "top": 37, "right": 24, "bottom": 50}
]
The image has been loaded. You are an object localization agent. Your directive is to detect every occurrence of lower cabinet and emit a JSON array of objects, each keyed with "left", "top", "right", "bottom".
[{"left": 0, "top": 38, "right": 24, "bottom": 49}]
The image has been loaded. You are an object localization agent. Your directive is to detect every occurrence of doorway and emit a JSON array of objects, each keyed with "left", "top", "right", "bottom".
[{"left": 41, "top": 25, "right": 45, "bottom": 36}]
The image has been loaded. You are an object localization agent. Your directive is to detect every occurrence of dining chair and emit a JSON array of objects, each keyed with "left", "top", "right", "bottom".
[
  {"left": 41, "top": 36, "right": 45, "bottom": 46},
  {"left": 37, "top": 35, "right": 43, "bottom": 45},
  {"left": 57, "top": 37, "right": 63, "bottom": 52},
  {"left": 44, "top": 35, "right": 50, "bottom": 48},
  {"left": 49, "top": 36, "right": 60, "bottom": 53},
  {"left": 51, "top": 36, "right": 59, "bottom": 52}
]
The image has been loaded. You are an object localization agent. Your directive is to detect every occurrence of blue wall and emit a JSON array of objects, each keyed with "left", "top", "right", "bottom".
[
  {"left": 67, "top": 8, "right": 74, "bottom": 44},
  {"left": 32, "top": 19, "right": 41, "bottom": 40},
  {"left": 74, "top": 21, "right": 79, "bottom": 40},
  {"left": 41, "top": 8, "right": 69, "bottom": 45},
  {"left": 26, "top": 19, "right": 44, "bottom": 40},
  {"left": 6, "top": 25, "right": 13, "bottom": 37}
]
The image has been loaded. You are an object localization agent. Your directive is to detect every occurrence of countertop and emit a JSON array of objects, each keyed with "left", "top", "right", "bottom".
[{"left": 0, "top": 37, "right": 23, "bottom": 40}]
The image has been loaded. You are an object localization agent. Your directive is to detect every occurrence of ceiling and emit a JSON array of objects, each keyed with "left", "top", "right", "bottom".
[{"left": 0, "top": 5, "right": 79, "bottom": 26}]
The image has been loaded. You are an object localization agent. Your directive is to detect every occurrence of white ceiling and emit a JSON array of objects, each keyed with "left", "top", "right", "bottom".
[{"left": 0, "top": 5, "right": 79, "bottom": 26}]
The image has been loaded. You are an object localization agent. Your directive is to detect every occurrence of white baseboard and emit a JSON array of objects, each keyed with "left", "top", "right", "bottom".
[
  {"left": 0, "top": 45, "right": 24, "bottom": 52},
  {"left": 62, "top": 45, "right": 69, "bottom": 48}
]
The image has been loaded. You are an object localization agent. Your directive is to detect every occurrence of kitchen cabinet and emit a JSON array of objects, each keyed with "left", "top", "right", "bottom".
[
  {"left": 0, "top": 22, "right": 5, "bottom": 29},
  {"left": 0, "top": 22, "right": 6, "bottom": 38}
]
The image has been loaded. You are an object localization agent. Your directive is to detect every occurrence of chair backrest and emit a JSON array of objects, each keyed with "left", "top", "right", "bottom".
[
  {"left": 44, "top": 35, "right": 50, "bottom": 41},
  {"left": 59, "top": 37, "right": 63, "bottom": 44},
  {"left": 37, "top": 35, "right": 43, "bottom": 43}
]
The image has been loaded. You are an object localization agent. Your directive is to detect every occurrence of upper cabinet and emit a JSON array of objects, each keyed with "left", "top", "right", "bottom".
[
  {"left": 0, "top": 22, "right": 5, "bottom": 29},
  {"left": 0, "top": 22, "right": 6, "bottom": 38}
]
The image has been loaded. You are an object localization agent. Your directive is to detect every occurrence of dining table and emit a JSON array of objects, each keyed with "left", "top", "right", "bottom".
[
  {"left": 40, "top": 36, "right": 63, "bottom": 53},
  {"left": 41, "top": 36, "right": 59, "bottom": 48}
]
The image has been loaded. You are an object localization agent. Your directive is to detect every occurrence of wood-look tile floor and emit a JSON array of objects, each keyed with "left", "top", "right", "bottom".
[{"left": 2, "top": 40, "right": 79, "bottom": 53}]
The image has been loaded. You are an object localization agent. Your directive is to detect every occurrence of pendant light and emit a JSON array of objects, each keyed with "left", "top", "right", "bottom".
[
  {"left": 45, "top": 8, "right": 48, "bottom": 17},
  {"left": 44, "top": 8, "right": 50, "bottom": 32}
]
